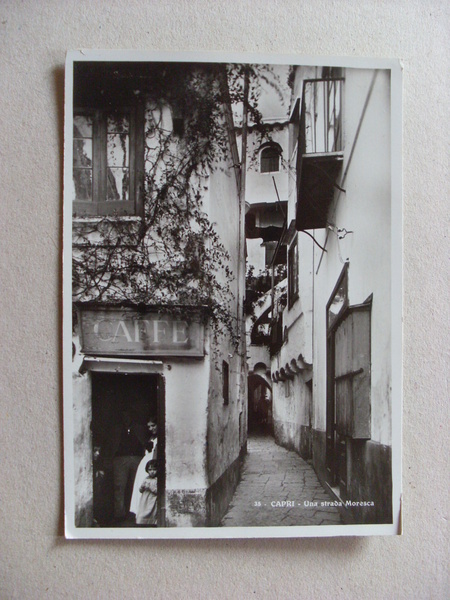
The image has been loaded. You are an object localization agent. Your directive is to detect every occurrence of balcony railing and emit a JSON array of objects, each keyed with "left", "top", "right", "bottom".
[
  {"left": 296, "top": 78, "right": 344, "bottom": 230},
  {"left": 301, "top": 78, "right": 343, "bottom": 156}
]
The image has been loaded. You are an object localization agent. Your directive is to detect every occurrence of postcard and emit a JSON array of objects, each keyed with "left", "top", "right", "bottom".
[{"left": 63, "top": 51, "right": 402, "bottom": 538}]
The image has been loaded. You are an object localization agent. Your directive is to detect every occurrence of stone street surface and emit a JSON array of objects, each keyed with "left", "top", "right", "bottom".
[{"left": 221, "top": 434, "right": 342, "bottom": 527}]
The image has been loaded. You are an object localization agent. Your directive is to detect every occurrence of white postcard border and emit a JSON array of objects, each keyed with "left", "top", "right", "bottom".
[{"left": 63, "top": 50, "right": 402, "bottom": 539}]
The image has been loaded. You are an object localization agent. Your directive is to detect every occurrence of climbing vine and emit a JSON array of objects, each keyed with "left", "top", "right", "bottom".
[{"left": 72, "top": 62, "right": 284, "bottom": 348}]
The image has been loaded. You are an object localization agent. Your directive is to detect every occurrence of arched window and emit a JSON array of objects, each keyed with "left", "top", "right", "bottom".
[{"left": 260, "top": 144, "right": 281, "bottom": 173}]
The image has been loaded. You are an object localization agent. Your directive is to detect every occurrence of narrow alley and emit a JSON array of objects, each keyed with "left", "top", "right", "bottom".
[{"left": 221, "top": 435, "right": 342, "bottom": 527}]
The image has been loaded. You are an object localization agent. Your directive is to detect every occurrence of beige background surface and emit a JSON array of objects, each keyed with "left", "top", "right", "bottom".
[{"left": 0, "top": 1, "right": 448, "bottom": 598}]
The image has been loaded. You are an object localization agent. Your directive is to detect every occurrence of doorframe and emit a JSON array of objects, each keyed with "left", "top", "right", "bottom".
[
  {"left": 325, "top": 264, "right": 349, "bottom": 487},
  {"left": 156, "top": 375, "right": 166, "bottom": 527},
  {"left": 82, "top": 357, "right": 166, "bottom": 527}
]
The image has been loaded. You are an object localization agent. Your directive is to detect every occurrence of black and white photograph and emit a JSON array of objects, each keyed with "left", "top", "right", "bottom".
[{"left": 63, "top": 51, "right": 402, "bottom": 539}]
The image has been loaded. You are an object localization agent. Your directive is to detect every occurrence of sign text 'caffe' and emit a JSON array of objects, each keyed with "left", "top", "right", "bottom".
[{"left": 79, "top": 308, "right": 204, "bottom": 357}]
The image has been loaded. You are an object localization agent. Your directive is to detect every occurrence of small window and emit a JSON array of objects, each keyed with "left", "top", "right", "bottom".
[
  {"left": 288, "top": 236, "right": 299, "bottom": 308},
  {"left": 222, "top": 360, "right": 230, "bottom": 405},
  {"left": 260, "top": 145, "right": 281, "bottom": 173}
]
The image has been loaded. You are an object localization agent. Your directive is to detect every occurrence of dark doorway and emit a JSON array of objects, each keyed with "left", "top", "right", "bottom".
[
  {"left": 248, "top": 374, "right": 273, "bottom": 434},
  {"left": 91, "top": 372, "right": 164, "bottom": 527}
]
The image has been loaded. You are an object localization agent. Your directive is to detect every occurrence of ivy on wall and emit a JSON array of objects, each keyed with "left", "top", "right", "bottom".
[{"left": 72, "top": 63, "right": 285, "bottom": 348}]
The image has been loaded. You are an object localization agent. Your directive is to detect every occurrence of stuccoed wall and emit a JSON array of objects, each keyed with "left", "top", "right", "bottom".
[
  {"left": 163, "top": 357, "right": 210, "bottom": 527},
  {"left": 311, "top": 68, "right": 392, "bottom": 442},
  {"left": 244, "top": 127, "right": 290, "bottom": 206},
  {"left": 342, "top": 69, "right": 392, "bottom": 446},
  {"left": 303, "top": 67, "right": 393, "bottom": 523},
  {"left": 72, "top": 369, "right": 93, "bottom": 526},
  {"left": 272, "top": 374, "right": 313, "bottom": 459},
  {"left": 1, "top": 1, "right": 448, "bottom": 598},
  {"left": 204, "top": 134, "right": 248, "bottom": 523}
]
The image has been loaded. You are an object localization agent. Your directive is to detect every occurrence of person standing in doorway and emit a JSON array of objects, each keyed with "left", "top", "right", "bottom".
[
  {"left": 130, "top": 420, "right": 157, "bottom": 517},
  {"left": 112, "top": 410, "right": 149, "bottom": 523},
  {"left": 135, "top": 459, "right": 158, "bottom": 526}
]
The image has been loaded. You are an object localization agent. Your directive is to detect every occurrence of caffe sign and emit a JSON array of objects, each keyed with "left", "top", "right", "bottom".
[{"left": 79, "top": 308, "right": 204, "bottom": 357}]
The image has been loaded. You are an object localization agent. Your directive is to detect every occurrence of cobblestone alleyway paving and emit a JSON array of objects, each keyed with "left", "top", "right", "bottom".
[{"left": 221, "top": 434, "right": 342, "bottom": 527}]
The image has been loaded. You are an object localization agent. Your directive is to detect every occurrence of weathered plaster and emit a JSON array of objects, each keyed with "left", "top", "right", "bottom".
[
  {"left": 204, "top": 121, "right": 248, "bottom": 509},
  {"left": 271, "top": 66, "right": 395, "bottom": 525},
  {"left": 273, "top": 376, "right": 313, "bottom": 459},
  {"left": 243, "top": 127, "right": 290, "bottom": 206},
  {"left": 164, "top": 359, "right": 210, "bottom": 491},
  {"left": 72, "top": 371, "right": 93, "bottom": 527},
  {"left": 311, "top": 69, "right": 392, "bottom": 440}
]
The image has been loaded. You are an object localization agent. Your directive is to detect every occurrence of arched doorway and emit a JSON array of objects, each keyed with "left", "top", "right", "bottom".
[{"left": 248, "top": 371, "right": 273, "bottom": 434}]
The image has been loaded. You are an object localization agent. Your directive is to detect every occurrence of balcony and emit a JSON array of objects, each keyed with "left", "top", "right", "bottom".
[{"left": 295, "top": 78, "right": 344, "bottom": 231}]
